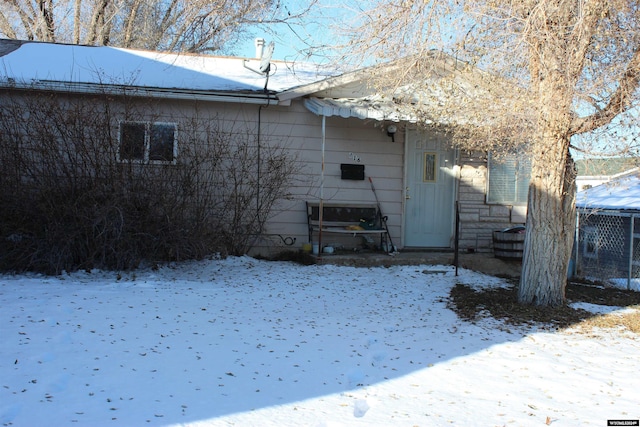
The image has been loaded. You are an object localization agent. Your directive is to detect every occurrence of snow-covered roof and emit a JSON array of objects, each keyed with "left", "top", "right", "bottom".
[
  {"left": 576, "top": 172, "right": 640, "bottom": 210},
  {"left": 0, "top": 39, "right": 335, "bottom": 101},
  {"left": 0, "top": 40, "right": 483, "bottom": 123}
]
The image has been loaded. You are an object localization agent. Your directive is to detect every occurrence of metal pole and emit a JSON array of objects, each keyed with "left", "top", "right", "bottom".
[
  {"left": 318, "top": 115, "right": 325, "bottom": 258},
  {"left": 574, "top": 210, "right": 580, "bottom": 279},
  {"left": 628, "top": 214, "right": 634, "bottom": 290}
]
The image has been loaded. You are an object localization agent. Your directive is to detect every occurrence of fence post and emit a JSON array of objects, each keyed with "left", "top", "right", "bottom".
[
  {"left": 628, "top": 214, "right": 635, "bottom": 291},
  {"left": 573, "top": 210, "right": 580, "bottom": 279}
]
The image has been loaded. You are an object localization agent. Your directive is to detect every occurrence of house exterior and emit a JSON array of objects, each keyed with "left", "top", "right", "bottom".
[
  {"left": 574, "top": 172, "right": 640, "bottom": 290},
  {"left": 0, "top": 38, "right": 526, "bottom": 257}
]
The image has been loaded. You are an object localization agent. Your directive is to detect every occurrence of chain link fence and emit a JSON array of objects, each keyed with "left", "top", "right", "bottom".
[{"left": 573, "top": 208, "right": 640, "bottom": 291}]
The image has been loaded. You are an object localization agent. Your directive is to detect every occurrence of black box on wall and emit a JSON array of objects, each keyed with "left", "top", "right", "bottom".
[{"left": 340, "top": 163, "right": 365, "bottom": 180}]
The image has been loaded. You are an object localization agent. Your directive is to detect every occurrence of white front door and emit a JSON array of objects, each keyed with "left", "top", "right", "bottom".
[{"left": 404, "top": 130, "right": 456, "bottom": 248}]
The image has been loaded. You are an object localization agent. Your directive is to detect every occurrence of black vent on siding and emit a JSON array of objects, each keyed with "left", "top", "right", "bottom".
[{"left": 340, "top": 163, "right": 365, "bottom": 180}]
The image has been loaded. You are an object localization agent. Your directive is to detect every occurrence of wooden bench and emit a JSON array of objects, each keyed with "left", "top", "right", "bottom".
[{"left": 306, "top": 201, "right": 391, "bottom": 253}]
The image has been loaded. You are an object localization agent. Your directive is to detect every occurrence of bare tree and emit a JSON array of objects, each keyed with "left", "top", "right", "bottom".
[
  {"left": 0, "top": 0, "right": 316, "bottom": 54},
  {"left": 335, "top": 0, "right": 640, "bottom": 306}
]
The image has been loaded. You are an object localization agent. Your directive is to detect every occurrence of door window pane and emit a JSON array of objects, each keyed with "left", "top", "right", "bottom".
[{"left": 423, "top": 153, "right": 436, "bottom": 182}]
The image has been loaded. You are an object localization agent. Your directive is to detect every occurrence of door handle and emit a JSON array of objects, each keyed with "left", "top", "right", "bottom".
[{"left": 405, "top": 187, "right": 410, "bottom": 200}]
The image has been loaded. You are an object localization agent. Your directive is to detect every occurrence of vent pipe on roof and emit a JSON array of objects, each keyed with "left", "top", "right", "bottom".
[{"left": 255, "top": 38, "right": 265, "bottom": 59}]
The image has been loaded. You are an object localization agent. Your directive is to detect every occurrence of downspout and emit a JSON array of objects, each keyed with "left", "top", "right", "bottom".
[
  {"left": 256, "top": 98, "right": 271, "bottom": 232},
  {"left": 454, "top": 148, "right": 461, "bottom": 275},
  {"left": 318, "top": 115, "right": 326, "bottom": 258},
  {"left": 257, "top": 104, "right": 262, "bottom": 222},
  {"left": 453, "top": 147, "right": 461, "bottom": 242},
  {"left": 574, "top": 210, "right": 580, "bottom": 279}
]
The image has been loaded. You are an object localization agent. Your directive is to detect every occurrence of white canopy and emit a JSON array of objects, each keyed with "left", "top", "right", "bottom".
[{"left": 303, "top": 96, "right": 417, "bottom": 122}]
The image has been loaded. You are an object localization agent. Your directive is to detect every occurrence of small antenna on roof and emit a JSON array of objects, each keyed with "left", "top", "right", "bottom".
[
  {"left": 259, "top": 41, "right": 274, "bottom": 74},
  {"left": 243, "top": 40, "right": 275, "bottom": 91}
]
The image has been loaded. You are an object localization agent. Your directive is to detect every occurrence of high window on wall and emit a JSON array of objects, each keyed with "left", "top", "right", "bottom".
[
  {"left": 487, "top": 152, "right": 531, "bottom": 205},
  {"left": 119, "top": 121, "right": 177, "bottom": 164}
]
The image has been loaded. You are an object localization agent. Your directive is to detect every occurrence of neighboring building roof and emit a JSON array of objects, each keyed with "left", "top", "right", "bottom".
[
  {"left": 0, "top": 39, "right": 336, "bottom": 102},
  {"left": 576, "top": 171, "right": 640, "bottom": 210},
  {"left": 575, "top": 157, "right": 638, "bottom": 177}
]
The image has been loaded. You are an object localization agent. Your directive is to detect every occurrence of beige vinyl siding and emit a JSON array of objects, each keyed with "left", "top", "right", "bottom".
[
  {"left": 3, "top": 91, "right": 402, "bottom": 254},
  {"left": 114, "top": 98, "right": 404, "bottom": 253},
  {"left": 262, "top": 101, "right": 404, "bottom": 252}
]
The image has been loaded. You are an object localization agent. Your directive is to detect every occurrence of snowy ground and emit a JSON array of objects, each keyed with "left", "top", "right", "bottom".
[{"left": 1, "top": 256, "right": 639, "bottom": 427}]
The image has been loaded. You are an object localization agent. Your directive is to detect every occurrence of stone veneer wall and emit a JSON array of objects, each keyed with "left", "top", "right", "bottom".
[{"left": 456, "top": 151, "right": 527, "bottom": 253}]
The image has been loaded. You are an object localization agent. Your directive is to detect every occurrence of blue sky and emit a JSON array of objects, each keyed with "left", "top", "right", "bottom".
[
  {"left": 236, "top": 36, "right": 299, "bottom": 60},
  {"left": 235, "top": 25, "right": 324, "bottom": 62},
  {"left": 235, "top": 0, "right": 344, "bottom": 62}
]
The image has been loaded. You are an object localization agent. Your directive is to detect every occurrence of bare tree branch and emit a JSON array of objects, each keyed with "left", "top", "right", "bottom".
[
  {"left": 566, "top": 1, "right": 606, "bottom": 81},
  {"left": 0, "top": 0, "right": 315, "bottom": 55},
  {"left": 0, "top": 10, "right": 17, "bottom": 39},
  {"left": 570, "top": 45, "right": 640, "bottom": 135},
  {"left": 6, "top": 0, "right": 36, "bottom": 40}
]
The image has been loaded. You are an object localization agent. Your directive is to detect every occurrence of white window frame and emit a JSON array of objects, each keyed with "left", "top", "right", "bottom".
[
  {"left": 118, "top": 121, "right": 178, "bottom": 164},
  {"left": 486, "top": 152, "right": 531, "bottom": 205}
]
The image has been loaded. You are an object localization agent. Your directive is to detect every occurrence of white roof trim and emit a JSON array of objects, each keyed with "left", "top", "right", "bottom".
[
  {"left": 303, "top": 97, "right": 417, "bottom": 122},
  {"left": 6, "top": 79, "right": 277, "bottom": 104}
]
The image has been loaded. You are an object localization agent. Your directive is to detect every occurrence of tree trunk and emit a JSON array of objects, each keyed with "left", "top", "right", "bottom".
[
  {"left": 73, "top": 0, "right": 82, "bottom": 44},
  {"left": 37, "top": 0, "right": 55, "bottom": 42},
  {"left": 86, "top": 0, "right": 110, "bottom": 45},
  {"left": 122, "top": 0, "right": 142, "bottom": 48},
  {"left": 519, "top": 134, "right": 576, "bottom": 306}
]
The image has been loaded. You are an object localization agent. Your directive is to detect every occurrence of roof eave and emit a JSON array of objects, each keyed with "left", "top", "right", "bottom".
[
  {"left": 303, "top": 97, "right": 418, "bottom": 123},
  {"left": 0, "top": 79, "right": 278, "bottom": 104},
  {"left": 278, "top": 67, "right": 371, "bottom": 102},
  {"left": 278, "top": 52, "right": 461, "bottom": 102}
]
